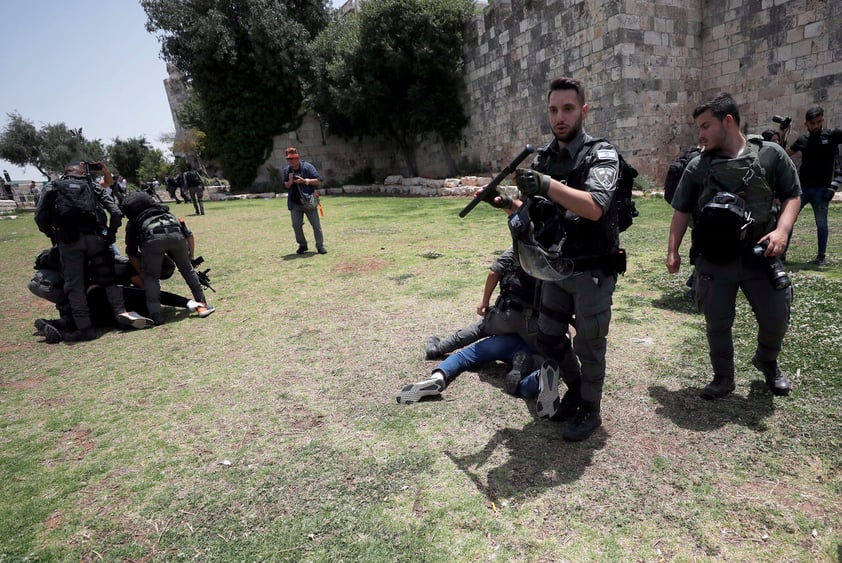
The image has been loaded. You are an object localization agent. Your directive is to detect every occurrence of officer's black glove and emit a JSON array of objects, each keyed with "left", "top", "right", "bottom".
[
  {"left": 515, "top": 169, "right": 551, "bottom": 198},
  {"left": 488, "top": 191, "right": 513, "bottom": 209}
]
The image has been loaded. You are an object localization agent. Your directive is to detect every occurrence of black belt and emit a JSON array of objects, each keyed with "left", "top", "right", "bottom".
[
  {"left": 151, "top": 225, "right": 181, "bottom": 235},
  {"left": 570, "top": 255, "right": 614, "bottom": 272}
]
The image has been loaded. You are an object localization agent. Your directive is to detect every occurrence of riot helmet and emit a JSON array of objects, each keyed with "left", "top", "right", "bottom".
[{"left": 508, "top": 197, "right": 572, "bottom": 281}]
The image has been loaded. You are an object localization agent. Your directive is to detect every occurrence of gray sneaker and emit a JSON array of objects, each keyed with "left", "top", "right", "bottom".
[
  {"left": 396, "top": 375, "right": 445, "bottom": 404},
  {"left": 536, "top": 361, "right": 561, "bottom": 418},
  {"left": 504, "top": 351, "right": 533, "bottom": 395},
  {"left": 116, "top": 311, "right": 155, "bottom": 329}
]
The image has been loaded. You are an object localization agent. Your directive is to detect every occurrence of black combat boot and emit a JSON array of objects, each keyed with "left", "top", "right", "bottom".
[
  {"left": 424, "top": 336, "right": 443, "bottom": 360},
  {"left": 42, "top": 323, "right": 64, "bottom": 344},
  {"left": 62, "top": 328, "right": 96, "bottom": 343},
  {"left": 699, "top": 374, "right": 736, "bottom": 400},
  {"left": 752, "top": 355, "right": 791, "bottom": 396},
  {"left": 562, "top": 400, "right": 602, "bottom": 442}
]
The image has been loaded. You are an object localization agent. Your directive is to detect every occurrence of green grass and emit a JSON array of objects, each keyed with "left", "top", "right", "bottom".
[{"left": 1, "top": 195, "right": 841, "bottom": 561}]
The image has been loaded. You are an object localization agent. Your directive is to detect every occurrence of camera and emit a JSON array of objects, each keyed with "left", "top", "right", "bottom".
[
  {"left": 772, "top": 115, "right": 792, "bottom": 129},
  {"left": 752, "top": 241, "right": 791, "bottom": 290},
  {"left": 86, "top": 161, "right": 103, "bottom": 172}
]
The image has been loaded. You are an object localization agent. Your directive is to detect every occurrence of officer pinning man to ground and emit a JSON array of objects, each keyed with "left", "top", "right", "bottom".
[
  {"left": 666, "top": 92, "right": 801, "bottom": 400},
  {"left": 34, "top": 160, "right": 153, "bottom": 342}
]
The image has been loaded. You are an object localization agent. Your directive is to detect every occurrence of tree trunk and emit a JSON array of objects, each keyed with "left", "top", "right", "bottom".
[
  {"left": 396, "top": 138, "right": 418, "bottom": 177},
  {"left": 441, "top": 138, "right": 458, "bottom": 177},
  {"left": 387, "top": 125, "right": 418, "bottom": 177}
]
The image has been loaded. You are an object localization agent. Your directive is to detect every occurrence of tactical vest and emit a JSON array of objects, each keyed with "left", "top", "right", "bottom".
[
  {"left": 695, "top": 138, "right": 776, "bottom": 243},
  {"left": 499, "top": 266, "right": 537, "bottom": 308},
  {"left": 532, "top": 138, "right": 620, "bottom": 257}
]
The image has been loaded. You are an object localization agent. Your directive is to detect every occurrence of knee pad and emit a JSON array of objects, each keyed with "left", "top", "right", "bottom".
[{"left": 29, "top": 269, "right": 65, "bottom": 303}]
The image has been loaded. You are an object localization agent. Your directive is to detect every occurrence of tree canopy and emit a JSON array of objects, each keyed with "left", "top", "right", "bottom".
[
  {"left": 109, "top": 137, "right": 154, "bottom": 185},
  {"left": 308, "top": 0, "right": 473, "bottom": 177},
  {"left": 142, "top": 0, "right": 330, "bottom": 189},
  {"left": 0, "top": 113, "right": 105, "bottom": 180}
]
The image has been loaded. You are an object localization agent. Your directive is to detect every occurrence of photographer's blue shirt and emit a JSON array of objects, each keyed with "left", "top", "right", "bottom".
[{"left": 283, "top": 160, "right": 320, "bottom": 210}]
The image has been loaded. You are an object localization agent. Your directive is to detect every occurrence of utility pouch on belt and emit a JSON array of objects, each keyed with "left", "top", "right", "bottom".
[{"left": 142, "top": 213, "right": 182, "bottom": 241}]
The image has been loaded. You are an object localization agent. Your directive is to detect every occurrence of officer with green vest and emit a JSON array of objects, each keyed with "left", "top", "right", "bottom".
[{"left": 666, "top": 93, "right": 801, "bottom": 400}]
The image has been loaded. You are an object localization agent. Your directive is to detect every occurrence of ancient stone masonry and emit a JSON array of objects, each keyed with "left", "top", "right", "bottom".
[
  {"left": 165, "top": 1, "right": 841, "bottom": 187},
  {"left": 458, "top": 0, "right": 841, "bottom": 183}
]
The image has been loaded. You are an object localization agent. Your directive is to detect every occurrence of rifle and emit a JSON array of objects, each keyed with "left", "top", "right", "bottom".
[
  {"left": 459, "top": 144, "right": 535, "bottom": 218},
  {"left": 191, "top": 256, "right": 216, "bottom": 292}
]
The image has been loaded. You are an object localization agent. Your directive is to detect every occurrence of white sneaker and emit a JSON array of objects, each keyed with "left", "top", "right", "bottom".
[{"left": 396, "top": 375, "right": 445, "bottom": 404}]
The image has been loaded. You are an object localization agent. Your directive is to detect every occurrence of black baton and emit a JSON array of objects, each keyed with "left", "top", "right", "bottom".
[{"left": 459, "top": 144, "right": 535, "bottom": 218}]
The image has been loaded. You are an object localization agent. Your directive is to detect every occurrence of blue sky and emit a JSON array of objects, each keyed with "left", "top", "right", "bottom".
[{"left": 0, "top": 0, "right": 343, "bottom": 181}]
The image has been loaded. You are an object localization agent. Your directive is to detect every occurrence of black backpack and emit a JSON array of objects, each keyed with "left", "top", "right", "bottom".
[
  {"left": 52, "top": 177, "right": 101, "bottom": 231},
  {"left": 664, "top": 146, "right": 702, "bottom": 204},
  {"left": 184, "top": 170, "right": 202, "bottom": 188}
]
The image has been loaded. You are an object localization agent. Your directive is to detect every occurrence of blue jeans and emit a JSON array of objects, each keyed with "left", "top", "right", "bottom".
[
  {"left": 517, "top": 370, "right": 542, "bottom": 398},
  {"left": 436, "top": 334, "right": 531, "bottom": 382},
  {"left": 800, "top": 186, "right": 830, "bottom": 256}
]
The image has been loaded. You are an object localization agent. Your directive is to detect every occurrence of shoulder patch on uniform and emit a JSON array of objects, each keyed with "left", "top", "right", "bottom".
[
  {"left": 591, "top": 164, "right": 618, "bottom": 189},
  {"left": 596, "top": 148, "right": 617, "bottom": 160}
]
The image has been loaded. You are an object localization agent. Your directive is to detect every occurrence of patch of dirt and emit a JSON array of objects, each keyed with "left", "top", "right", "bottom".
[
  {"left": 2, "top": 376, "right": 46, "bottom": 390},
  {"left": 43, "top": 511, "right": 63, "bottom": 530},
  {"left": 332, "top": 258, "right": 390, "bottom": 275},
  {"left": 0, "top": 341, "right": 40, "bottom": 354},
  {"left": 54, "top": 428, "right": 96, "bottom": 462}
]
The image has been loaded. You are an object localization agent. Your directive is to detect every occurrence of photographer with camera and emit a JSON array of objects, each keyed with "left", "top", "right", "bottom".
[
  {"left": 283, "top": 146, "right": 326, "bottom": 255},
  {"left": 666, "top": 93, "right": 801, "bottom": 400},
  {"left": 33, "top": 160, "right": 149, "bottom": 341},
  {"left": 784, "top": 106, "right": 842, "bottom": 266}
]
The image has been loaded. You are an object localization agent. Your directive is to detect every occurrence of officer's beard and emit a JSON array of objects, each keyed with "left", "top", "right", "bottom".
[{"left": 553, "top": 114, "right": 584, "bottom": 143}]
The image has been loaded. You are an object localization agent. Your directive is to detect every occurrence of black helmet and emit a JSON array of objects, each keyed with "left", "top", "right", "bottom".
[
  {"left": 120, "top": 190, "right": 158, "bottom": 221},
  {"left": 508, "top": 197, "right": 572, "bottom": 281}
]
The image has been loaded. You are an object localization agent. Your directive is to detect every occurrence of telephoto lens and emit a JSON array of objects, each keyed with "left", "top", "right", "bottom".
[{"left": 752, "top": 242, "right": 791, "bottom": 290}]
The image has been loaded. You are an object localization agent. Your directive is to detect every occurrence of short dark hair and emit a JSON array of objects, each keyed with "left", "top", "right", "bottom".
[
  {"left": 692, "top": 92, "right": 741, "bottom": 126},
  {"left": 548, "top": 77, "right": 585, "bottom": 105},
  {"left": 805, "top": 106, "right": 823, "bottom": 121}
]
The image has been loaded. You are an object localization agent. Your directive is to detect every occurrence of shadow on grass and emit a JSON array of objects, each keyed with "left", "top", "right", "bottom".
[
  {"left": 445, "top": 423, "right": 607, "bottom": 505},
  {"left": 651, "top": 287, "right": 698, "bottom": 315},
  {"left": 448, "top": 367, "right": 607, "bottom": 504},
  {"left": 281, "top": 251, "right": 317, "bottom": 261},
  {"left": 649, "top": 380, "right": 775, "bottom": 432}
]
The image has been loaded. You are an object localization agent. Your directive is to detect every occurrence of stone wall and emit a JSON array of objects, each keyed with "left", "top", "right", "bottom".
[{"left": 252, "top": 0, "right": 841, "bottom": 186}]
